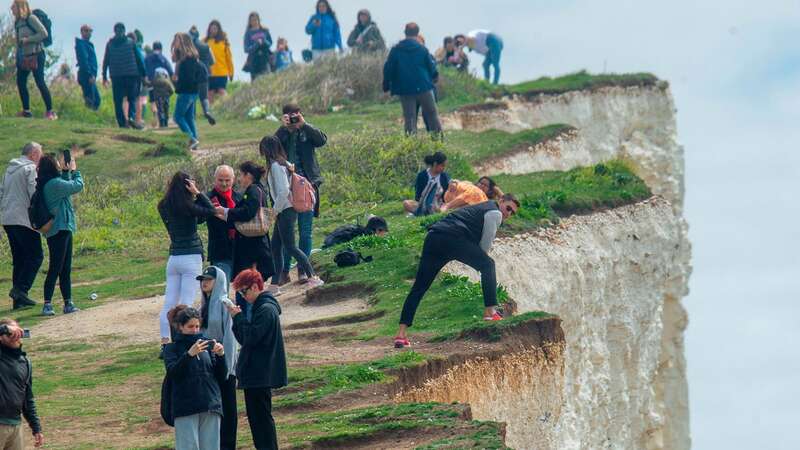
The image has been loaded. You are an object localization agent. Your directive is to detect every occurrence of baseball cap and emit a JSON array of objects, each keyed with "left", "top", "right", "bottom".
[{"left": 196, "top": 267, "right": 217, "bottom": 281}]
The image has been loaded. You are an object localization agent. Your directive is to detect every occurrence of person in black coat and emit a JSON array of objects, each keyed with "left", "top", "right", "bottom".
[
  {"left": 201, "top": 165, "right": 242, "bottom": 282},
  {"left": 163, "top": 306, "right": 227, "bottom": 450},
  {"left": 0, "top": 319, "right": 43, "bottom": 449},
  {"left": 227, "top": 269, "right": 287, "bottom": 450},
  {"left": 219, "top": 162, "right": 275, "bottom": 288},
  {"left": 382, "top": 22, "right": 441, "bottom": 135},
  {"left": 158, "top": 171, "right": 222, "bottom": 355}
]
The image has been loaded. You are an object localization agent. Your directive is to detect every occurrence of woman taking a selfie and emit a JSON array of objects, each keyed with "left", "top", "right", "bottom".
[
  {"left": 158, "top": 172, "right": 221, "bottom": 356},
  {"left": 164, "top": 305, "right": 227, "bottom": 450}
]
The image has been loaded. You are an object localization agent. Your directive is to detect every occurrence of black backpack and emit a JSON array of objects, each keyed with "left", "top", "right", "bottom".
[
  {"left": 28, "top": 187, "right": 53, "bottom": 234},
  {"left": 28, "top": 9, "right": 53, "bottom": 48},
  {"left": 160, "top": 374, "right": 174, "bottom": 427},
  {"left": 334, "top": 249, "right": 373, "bottom": 268},
  {"left": 323, "top": 224, "right": 369, "bottom": 249}
]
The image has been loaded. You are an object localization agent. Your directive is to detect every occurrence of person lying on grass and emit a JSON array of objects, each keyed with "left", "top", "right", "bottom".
[{"left": 394, "top": 196, "right": 520, "bottom": 349}]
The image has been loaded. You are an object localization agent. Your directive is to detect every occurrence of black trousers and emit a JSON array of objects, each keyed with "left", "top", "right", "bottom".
[
  {"left": 399, "top": 232, "right": 497, "bottom": 327},
  {"left": 3, "top": 225, "right": 43, "bottom": 294},
  {"left": 43, "top": 230, "right": 73, "bottom": 303},
  {"left": 16, "top": 51, "right": 52, "bottom": 112},
  {"left": 111, "top": 76, "right": 140, "bottom": 127},
  {"left": 243, "top": 387, "right": 279, "bottom": 450},
  {"left": 220, "top": 375, "right": 238, "bottom": 450}
]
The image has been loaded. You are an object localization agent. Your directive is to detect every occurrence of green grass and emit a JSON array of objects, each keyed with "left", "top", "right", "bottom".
[
  {"left": 447, "top": 124, "right": 576, "bottom": 164},
  {"left": 505, "top": 70, "right": 660, "bottom": 96}
]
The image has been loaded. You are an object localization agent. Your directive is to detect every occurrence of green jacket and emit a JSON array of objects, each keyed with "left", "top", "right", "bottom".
[{"left": 43, "top": 170, "right": 83, "bottom": 238}]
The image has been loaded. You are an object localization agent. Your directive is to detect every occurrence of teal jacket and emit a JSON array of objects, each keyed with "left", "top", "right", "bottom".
[{"left": 43, "top": 170, "right": 83, "bottom": 238}]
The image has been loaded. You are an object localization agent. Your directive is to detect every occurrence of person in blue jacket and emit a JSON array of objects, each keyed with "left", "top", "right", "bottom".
[
  {"left": 75, "top": 25, "right": 100, "bottom": 110},
  {"left": 305, "top": 0, "right": 342, "bottom": 60},
  {"left": 383, "top": 23, "right": 442, "bottom": 136}
]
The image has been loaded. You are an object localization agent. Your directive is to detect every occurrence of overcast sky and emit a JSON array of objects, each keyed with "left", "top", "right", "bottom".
[{"left": 23, "top": 1, "right": 800, "bottom": 448}]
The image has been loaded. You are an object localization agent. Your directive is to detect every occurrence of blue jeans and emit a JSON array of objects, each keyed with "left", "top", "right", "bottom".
[
  {"left": 282, "top": 210, "right": 313, "bottom": 272},
  {"left": 77, "top": 70, "right": 101, "bottom": 110},
  {"left": 174, "top": 94, "right": 198, "bottom": 140},
  {"left": 484, "top": 33, "right": 504, "bottom": 85}
]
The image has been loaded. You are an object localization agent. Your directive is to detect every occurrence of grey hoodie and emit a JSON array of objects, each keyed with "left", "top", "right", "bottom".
[
  {"left": 200, "top": 267, "right": 239, "bottom": 379},
  {"left": 0, "top": 157, "right": 37, "bottom": 228}
]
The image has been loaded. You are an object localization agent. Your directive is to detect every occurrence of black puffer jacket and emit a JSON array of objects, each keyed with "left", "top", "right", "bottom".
[
  {"left": 0, "top": 342, "right": 41, "bottom": 433},
  {"left": 159, "top": 193, "right": 217, "bottom": 257},
  {"left": 163, "top": 333, "right": 227, "bottom": 419},
  {"left": 102, "top": 35, "right": 145, "bottom": 80},
  {"left": 232, "top": 292, "right": 287, "bottom": 389}
]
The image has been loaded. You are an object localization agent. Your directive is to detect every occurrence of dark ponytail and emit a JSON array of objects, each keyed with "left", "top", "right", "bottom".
[
  {"left": 423, "top": 152, "right": 447, "bottom": 166},
  {"left": 239, "top": 161, "right": 267, "bottom": 182}
]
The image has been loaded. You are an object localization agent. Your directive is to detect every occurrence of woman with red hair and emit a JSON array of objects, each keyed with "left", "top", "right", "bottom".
[{"left": 226, "top": 269, "right": 286, "bottom": 449}]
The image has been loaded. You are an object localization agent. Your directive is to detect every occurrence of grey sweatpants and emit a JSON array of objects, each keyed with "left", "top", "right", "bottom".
[
  {"left": 400, "top": 90, "right": 442, "bottom": 135},
  {"left": 174, "top": 412, "right": 221, "bottom": 450}
]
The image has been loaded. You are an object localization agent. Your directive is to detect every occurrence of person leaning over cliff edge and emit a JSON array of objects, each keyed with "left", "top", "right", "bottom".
[
  {"left": 393, "top": 196, "right": 520, "bottom": 349},
  {"left": 0, "top": 318, "right": 44, "bottom": 449}
]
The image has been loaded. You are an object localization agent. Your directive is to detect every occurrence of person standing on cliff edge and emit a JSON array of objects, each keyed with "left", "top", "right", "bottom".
[{"left": 393, "top": 196, "right": 520, "bottom": 349}]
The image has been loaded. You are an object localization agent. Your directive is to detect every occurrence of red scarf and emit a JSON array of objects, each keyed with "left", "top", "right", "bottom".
[{"left": 215, "top": 188, "right": 237, "bottom": 240}]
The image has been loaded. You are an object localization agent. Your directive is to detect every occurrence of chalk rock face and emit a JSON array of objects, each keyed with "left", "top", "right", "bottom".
[
  {"left": 442, "top": 86, "right": 686, "bottom": 214},
  {"left": 446, "top": 198, "right": 691, "bottom": 450}
]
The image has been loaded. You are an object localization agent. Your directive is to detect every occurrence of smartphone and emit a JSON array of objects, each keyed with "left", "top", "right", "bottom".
[
  {"left": 23, "top": 329, "right": 31, "bottom": 339},
  {"left": 206, "top": 340, "right": 217, "bottom": 351},
  {"left": 221, "top": 297, "right": 235, "bottom": 308},
  {"left": 63, "top": 149, "right": 72, "bottom": 166}
]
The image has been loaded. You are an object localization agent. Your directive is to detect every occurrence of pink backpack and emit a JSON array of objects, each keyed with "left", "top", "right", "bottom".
[{"left": 290, "top": 173, "right": 316, "bottom": 213}]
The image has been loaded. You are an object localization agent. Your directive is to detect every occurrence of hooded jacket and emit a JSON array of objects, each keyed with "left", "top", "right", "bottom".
[
  {"left": 14, "top": 15, "right": 47, "bottom": 57},
  {"left": 383, "top": 38, "right": 438, "bottom": 96},
  {"left": 0, "top": 156, "right": 37, "bottom": 228},
  {"left": 144, "top": 51, "right": 173, "bottom": 81},
  {"left": 346, "top": 10, "right": 386, "bottom": 53},
  {"left": 305, "top": 12, "right": 342, "bottom": 51},
  {"left": 43, "top": 170, "right": 84, "bottom": 239},
  {"left": 75, "top": 37, "right": 98, "bottom": 76},
  {"left": 274, "top": 124, "right": 328, "bottom": 187},
  {"left": 0, "top": 342, "right": 41, "bottom": 434},
  {"left": 163, "top": 332, "right": 227, "bottom": 419},
  {"left": 232, "top": 292, "right": 287, "bottom": 389},
  {"left": 102, "top": 35, "right": 145, "bottom": 80},
  {"left": 200, "top": 267, "right": 239, "bottom": 380}
]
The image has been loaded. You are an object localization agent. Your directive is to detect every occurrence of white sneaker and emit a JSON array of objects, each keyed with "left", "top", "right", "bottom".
[
  {"left": 189, "top": 139, "right": 200, "bottom": 150},
  {"left": 305, "top": 278, "right": 325, "bottom": 289}
]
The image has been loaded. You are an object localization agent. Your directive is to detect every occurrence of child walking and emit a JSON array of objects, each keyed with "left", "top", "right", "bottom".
[{"left": 152, "top": 67, "right": 174, "bottom": 128}]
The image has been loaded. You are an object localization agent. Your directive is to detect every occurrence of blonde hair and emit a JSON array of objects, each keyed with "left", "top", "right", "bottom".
[
  {"left": 11, "top": 0, "right": 31, "bottom": 19},
  {"left": 171, "top": 32, "right": 199, "bottom": 63}
]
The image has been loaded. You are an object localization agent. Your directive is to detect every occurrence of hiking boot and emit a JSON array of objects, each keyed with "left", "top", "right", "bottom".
[
  {"left": 10, "top": 288, "right": 36, "bottom": 309},
  {"left": 41, "top": 303, "right": 55, "bottom": 316},
  {"left": 16, "top": 110, "right": 32, "bottom": 118},
  {"left": 204, "top": 111, "right": 217, "bottom": 126},
  {"left": 393, "top": 337, "right": 411, "bottom": 349},
  {"left": 277, "top": 271, "right": 291, "bottom": 286},
  {"left": 63, "top": 301, "right": 80, "bottom": 314},
  {"left": 45, "top": 111, "right": 58, "bottom": 120}
]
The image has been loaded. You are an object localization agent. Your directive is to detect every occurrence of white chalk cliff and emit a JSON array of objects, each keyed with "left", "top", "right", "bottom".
[{"left": 415, "top": 85, "right": 692, "bottom": 449}]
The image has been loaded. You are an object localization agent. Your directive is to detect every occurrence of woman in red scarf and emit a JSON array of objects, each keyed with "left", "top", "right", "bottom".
[{"left": 204, "top": 165, "right": 242, "bottom": 281}]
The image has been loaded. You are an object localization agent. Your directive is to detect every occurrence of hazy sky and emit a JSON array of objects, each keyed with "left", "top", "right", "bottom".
[{"left": 22, "top": 0, "right": 800, "bottom": 448}]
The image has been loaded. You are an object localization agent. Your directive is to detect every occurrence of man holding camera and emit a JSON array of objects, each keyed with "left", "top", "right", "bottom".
[
  {"left": 274, "top": 103, "right": 327, "bottom": 284},
  {"left": 0, "top": 143, "right": 44, "bottom": 310},
  {"left": 0, "top": 319, "right": 44, "bottom": 449}
]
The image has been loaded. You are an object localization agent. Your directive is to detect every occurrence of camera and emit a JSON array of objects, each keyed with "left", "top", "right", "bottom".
[
  {"left": 289, "top": 114, "right": 300, "bottom": 124},
  {"left": 63, "top": 149, "right": 72, "bottom": 165},
  {"left": 23, "top": 329, "right": 30, "bottom": 339}
]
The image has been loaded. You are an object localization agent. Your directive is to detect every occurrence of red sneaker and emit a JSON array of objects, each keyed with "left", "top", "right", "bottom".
[
  {"left": 393, "top": 337, "right": 411, "bottom": 348},
  {"left": 483, "top": 312, "right": 503, "bottom": 321}
]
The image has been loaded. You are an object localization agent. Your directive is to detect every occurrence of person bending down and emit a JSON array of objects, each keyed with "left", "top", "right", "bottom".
[{"left": 394, "top": 196, "right": 519, "bottom": 348}]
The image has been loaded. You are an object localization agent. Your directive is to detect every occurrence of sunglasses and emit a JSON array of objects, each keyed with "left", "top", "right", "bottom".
[{"left": 237, "top": 287, "right": 250, "bottom": 297}]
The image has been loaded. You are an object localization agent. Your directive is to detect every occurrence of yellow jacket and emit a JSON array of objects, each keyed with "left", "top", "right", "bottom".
[{"left": 207, "top": 38, "right": 234, "bottom": 78}]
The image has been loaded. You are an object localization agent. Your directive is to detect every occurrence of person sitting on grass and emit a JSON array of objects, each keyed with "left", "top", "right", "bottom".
[
  {"left": 393, "top": 196, "right": 520, "bottom": 349},
  {"left": 439, "top": 179, "right": 488, "bottom": 213},
  {"left": 403, "top": 152, "right": 450, "bottom": 217},
  {"left": 477, "top": 176, "right": 504, "bottom": 200},
  {"left": 163, "top": 306, "right": 227, "bottom": 450}
]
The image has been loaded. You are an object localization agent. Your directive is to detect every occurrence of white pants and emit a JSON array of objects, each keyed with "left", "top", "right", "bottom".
[
  {"left": 174, "top": 412, "right": 220, "bottom": 450},
  {"left": 160, "top": 254, "right": 202, "bottom": 339},
  {"left": 312, "top": 49, "right": 336, "bottom": 61}
]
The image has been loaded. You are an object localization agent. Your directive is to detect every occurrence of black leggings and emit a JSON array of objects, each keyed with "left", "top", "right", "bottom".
[
  {"left": 271, "top": 207, "right": 314, "bottom": 283},
  {"left": 44, "top": 230, "right": 73, "bottom": 303},
  {"left": 16, "top": 51, "right": 53, "bottom": 112},
  {"left": 399, "top": 232, "right": 497, "bottom": 327}
]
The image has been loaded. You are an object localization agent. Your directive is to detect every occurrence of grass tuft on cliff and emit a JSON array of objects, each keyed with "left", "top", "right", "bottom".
[{"left": 505, "top": 70, "right": 661, "bottom": 97}]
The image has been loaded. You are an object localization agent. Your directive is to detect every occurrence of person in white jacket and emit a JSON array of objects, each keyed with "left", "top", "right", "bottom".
[
  {"left": 0, "top": 143, "right": 43, "bottom": 309},
  {"left": 197, "top": 266, "right": 239, "bottom": 450}
]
